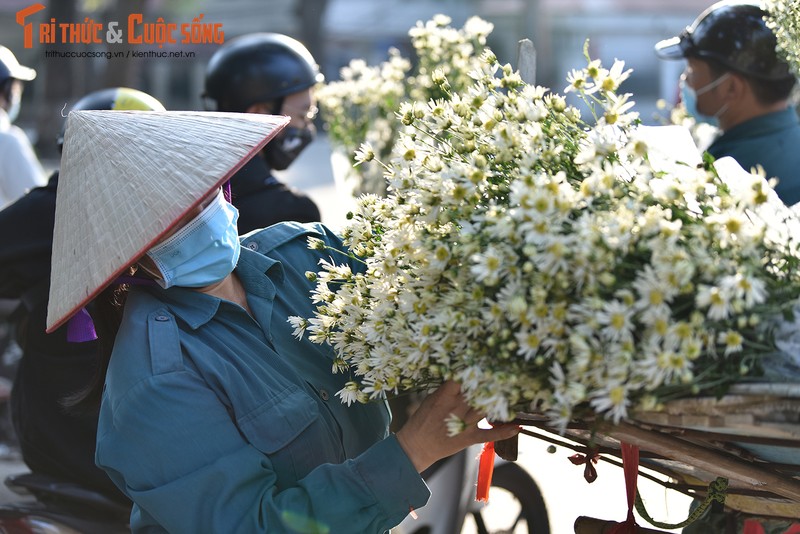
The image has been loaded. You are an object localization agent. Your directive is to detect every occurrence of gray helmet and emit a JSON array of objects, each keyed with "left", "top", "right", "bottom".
[
  {"left": 0, "top": 46, "right": 36, "bottom": 84},
  {"left": 654, "top": 1, "right": 793, "bottom": 81},
  {"left": 203, "top": 33, "right": 324, "bottom": 112}
]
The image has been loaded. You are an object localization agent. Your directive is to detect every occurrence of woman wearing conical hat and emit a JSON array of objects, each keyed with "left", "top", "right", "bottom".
[{"left": 47, "top": 110, "right": 519, "bottom": 533}]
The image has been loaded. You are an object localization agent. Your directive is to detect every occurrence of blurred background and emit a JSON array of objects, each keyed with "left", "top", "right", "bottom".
[
  {"left": 0, "top": 2, "right": 721, "bottom": 531},
  {"left": 1, "top": 0, "right": 715, "bottom": 160}
]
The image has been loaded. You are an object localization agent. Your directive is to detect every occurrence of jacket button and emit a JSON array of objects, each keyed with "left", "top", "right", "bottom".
[
  {"left": 247, "top": 242, "right": 258, "bottom": 251},
  {"left": 319, "top": 389, "right": 330, "bottom": 401},
  {"left": 155, "top": 315, "right": 169, "bottom": 322}
]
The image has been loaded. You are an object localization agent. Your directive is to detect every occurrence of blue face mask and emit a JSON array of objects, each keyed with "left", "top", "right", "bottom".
[
  {"left": 146, "top": 191, "right": 241, "bottom": 289},
  {"left": 679, "top": 73, "right": 730, "bottom": 127}
]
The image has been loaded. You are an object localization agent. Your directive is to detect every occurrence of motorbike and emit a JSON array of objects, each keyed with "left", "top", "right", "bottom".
[{"left": 0, "top": 471, "right": 130, "bottom": 533}]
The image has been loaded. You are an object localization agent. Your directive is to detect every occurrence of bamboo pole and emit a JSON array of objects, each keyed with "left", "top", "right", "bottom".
[
  {"left": 575, "top": 516, "right": 671, "bottom": 534},
  {"left": 728, "top": 383, "right": 800, "bottom": 398},
  {"left": 607, "top": 422, "right": 800, "bottom": 502},
  {"left": 516, "top": 38, "right": 536, "bottom": 85}
]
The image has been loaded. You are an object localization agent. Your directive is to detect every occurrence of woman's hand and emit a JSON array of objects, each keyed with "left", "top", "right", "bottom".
[{"left": 394, "top": 381, "right": 520, "bottom": 472}]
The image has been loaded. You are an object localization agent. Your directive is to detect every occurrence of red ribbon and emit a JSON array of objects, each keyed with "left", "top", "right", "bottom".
[
  {"left": 743, "top": 520, "right": 766, "bottom": 534},
  {"left": 475, "top": 441, "right": 495, "bottom": 502},
  {"left": 568, "top": 448, "right": 600, "bottom": 483},
  {"left": 743, "top": 521, "right": 800, "bottom": 534},
  {"left": 608, "top": 442, "right": 640, "bottom": 534}
]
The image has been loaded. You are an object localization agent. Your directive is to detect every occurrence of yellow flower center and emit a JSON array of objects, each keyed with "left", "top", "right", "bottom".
[
  {"left": 609, "top": 386, "right": 625, "bottom": 405},
  {"left": 610, "top": 312, "right": 626, "bottom": 330},
  {"left": 649, "top": 289, "right": 664, "bottom": 306}
]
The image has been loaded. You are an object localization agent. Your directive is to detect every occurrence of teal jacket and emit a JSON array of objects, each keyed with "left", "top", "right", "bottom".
[
  {"left": 708, "top": 107, "right": 800, "bottom": 206},
  {"left": 96, "top": 222, "right": 430, "bottom": 533}
]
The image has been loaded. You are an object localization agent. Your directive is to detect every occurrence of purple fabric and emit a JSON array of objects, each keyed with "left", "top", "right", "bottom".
[
  {"left": 223, "top": 181, "right": 232, "bottom": 203},
  {"left": 66, "top": 307, "right": 98, "bottom": 343},
  {"left": 65, "top": 276, "right": 158, "bottom": 343}
]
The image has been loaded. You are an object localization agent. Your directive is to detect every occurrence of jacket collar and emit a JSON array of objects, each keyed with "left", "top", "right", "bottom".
[
  {"left": 143, "top": 246, "right": 284, "bottom": 330},
  {"left": 720, "top": 107, "right": 799, "bottom": 141}
]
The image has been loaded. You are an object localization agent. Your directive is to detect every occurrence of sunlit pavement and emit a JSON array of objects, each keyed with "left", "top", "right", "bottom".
[
  {"left": 510, "top": 438, "right": 691, "bottom": 533},
  {"left": 285, "top": 135, "right": 694, "bottom": 533}
]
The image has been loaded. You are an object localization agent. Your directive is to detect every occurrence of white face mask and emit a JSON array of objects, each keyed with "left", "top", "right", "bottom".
[{"left": 680, "top": 72, "right": 731, "bottom": 126}]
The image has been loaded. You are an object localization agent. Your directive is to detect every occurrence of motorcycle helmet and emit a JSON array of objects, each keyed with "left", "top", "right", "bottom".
[
  {"left": 655, "top": 1, "right": 793, "bottom": 81},
  {"left": 0, "top": 46, "right": 36, "bottom": 84},
  {"left": 202, "top": 33, "right": 324, "bottom": 112},
  {"left": 58, "top": 87, "right": 165, "bottom": 151}
]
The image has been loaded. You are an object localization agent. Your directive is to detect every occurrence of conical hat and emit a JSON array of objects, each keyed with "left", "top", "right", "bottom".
[{"left": 46, "top": 110, "right": 289, "bottom": 332}]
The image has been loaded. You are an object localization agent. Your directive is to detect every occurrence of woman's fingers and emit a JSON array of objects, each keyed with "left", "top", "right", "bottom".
[
  {"left": 396, "top": 380, "right": 522, "bottom": 472},
  {"left": 462, "top": 407, "right": 485, "bottom": 425},
  {"left": 474, "top": 423, "right": 521, "bottom": 444}
]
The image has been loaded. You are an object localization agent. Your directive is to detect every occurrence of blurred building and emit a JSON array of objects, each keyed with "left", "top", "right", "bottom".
[
  {"left": 323, "top": 0, "right": 712, "bottom": 122},
  {"left": 0, "top": 0, "right": 715, "bottom": 156}
]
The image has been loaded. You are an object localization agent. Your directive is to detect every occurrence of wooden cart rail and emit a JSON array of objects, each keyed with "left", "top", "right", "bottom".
[{"left": 511, "top": 383, "right": 800, "bottom": 520}]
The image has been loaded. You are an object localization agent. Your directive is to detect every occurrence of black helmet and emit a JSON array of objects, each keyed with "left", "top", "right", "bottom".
[
  {"left": 203, "top": 33, "right": 323, "bottom": 112},
  {"left": 0, "top": 46, "right": 35, "bottom": 84},
  {"left": 655, "top": 1, "right": 793, "bottom": 81},
  {"left": 58, "top": 87, "right": 165, "bottom": 149}
]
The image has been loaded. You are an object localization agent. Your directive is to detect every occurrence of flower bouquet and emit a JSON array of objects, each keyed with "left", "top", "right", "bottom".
[
  {"left": 316, "top": 14, "right": 494, "bottom": 197},
  {"left": 766, "top": 0, "right": 800, "bottom": 78},
  {"left": 293, "top": 43, "right": 800, "bottom": 437}
]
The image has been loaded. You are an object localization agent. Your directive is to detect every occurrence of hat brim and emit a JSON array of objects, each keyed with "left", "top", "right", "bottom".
[
  {"left": 10, "top": 65, "right": 36, "bottom": 81},
  {"left": 46, "top": 111, "right": 290, "bottom": 333},
  {"left": 654, "top": 36, "right": 686, "bottom": 59}
]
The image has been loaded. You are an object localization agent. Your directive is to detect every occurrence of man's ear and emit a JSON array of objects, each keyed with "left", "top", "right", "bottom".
[{"left": 726, "top": 73, "right": 749, "bottom": 102}]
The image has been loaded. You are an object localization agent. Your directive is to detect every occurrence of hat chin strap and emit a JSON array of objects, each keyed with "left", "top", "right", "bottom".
[{"left": 136, "top": 261, "right": 163, "bottom": 283}]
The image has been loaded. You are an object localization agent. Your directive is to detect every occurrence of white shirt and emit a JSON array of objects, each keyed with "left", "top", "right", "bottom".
[{"left": 0, "top": 108, "right": 45, "bottom": 209}]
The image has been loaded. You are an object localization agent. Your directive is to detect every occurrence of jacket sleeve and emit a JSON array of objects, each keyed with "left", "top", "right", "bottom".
[
  {"left": 96, "top": 353, "right": 429, "bottom": 533},
  {"left": 0, "top": 176, "right": 57, "bottom": 298}
]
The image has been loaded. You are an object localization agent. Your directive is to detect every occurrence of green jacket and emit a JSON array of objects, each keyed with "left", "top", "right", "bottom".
[{"left": 709, "top": 107, "right": 800, "bottom": 206}]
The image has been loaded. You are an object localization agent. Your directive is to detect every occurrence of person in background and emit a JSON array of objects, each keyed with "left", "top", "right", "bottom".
[
  {"left": 46, "top": 109, "right": 518, "bottom": 533},
  {"left": 659, "top": 4, "right": 800, "bottom": 531},
  {"left": 203, "top": 33, "right": 322, "bottom": 233},
  {"left": 0, "top": 88, "right": 165, "bottom": 505},
  {"left": 655, "top": 0, "right": 800, "bottom": 206},
  {"left": 0, "top": 45, "right": 45, "bottom": 210}
]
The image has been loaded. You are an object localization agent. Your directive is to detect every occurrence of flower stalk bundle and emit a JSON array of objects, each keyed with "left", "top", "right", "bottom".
[
  {"left": 765, "top": 0, "right": 800, "bottom": 79},
  {"left": 316, "top": 15, "right": 494, "bottom": 196},
  {"left": 293, "top": 46, "right": 800, "bottom": 432}
]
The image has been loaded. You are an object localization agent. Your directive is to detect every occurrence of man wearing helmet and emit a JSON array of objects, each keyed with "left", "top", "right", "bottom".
[
  {"left": 656, "top": 0, "right": 800, "bottom": 206},
  {"left": 658, "top": 7, "right": 800, "bottom": 530},
  {"left": 0, "top": 88, "right": 164, "bottom": 505},
  {"left": 0, "top": 46, "right": 45, "bottom": 210},
  {"left": 203, "top": 33, "right": 322, "bottom": 233}
]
